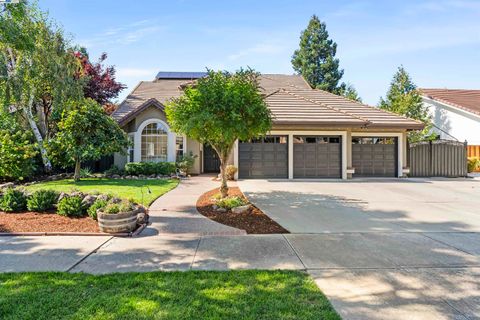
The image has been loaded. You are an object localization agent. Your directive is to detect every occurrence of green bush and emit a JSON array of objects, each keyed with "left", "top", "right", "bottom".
[
  {"left": 216, "top": 196, "right": 246, "bottom": 210},
  {"left": 125, "top": 162, "right": 176, "bottom": 176},
  {"left": 176, "top": 152, "right": 197, "bottom": 175},
  {"left": 105, "top": 165, "right": 124, "bottom": 176},
  {"left": 0, "top": 188, "right": 27, "bottom": 212},
  {"left": 87, "top": 199, "right": 108, "bottom": 220},
  {"left": 102, "top": 200, "right": 134, "bottom": 214},
  {"left": 0, "top": 114, "right": 38, "bottom": 181},
  {"left": 57, "top": 196, "right": 85, "bottom": 217},
  {"left": 468, "top": 158, "right": 480, "bottom": 173},
  {"left": 27, "top": 190, "right": 59, "bottom": 212}
]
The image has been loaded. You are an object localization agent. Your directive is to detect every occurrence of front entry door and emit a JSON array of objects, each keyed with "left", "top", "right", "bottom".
[{"left": 203, "top": 144, "right": 220, "bottom": 173}]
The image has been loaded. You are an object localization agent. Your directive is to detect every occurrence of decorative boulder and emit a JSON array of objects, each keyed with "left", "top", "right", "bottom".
[
  {"left": 110, "top": 197, "right": 122, "bottom": 204},
  {"left": 111, "top": 174, "right": 121, "bottom": 179},
  {"left": 81, "top": 195, "right": 97, "bottom": 207},
  {"left": 216, "top": 207, "right": 227, "bottom": 213},
  {"left": 58, "top": 192, "right": 67, "bottom": 202},
  {"left": 97, "top": 194, "right": 109, "bottom": 202},
  {"left": 136, "top": 211, "right": 149, "bottom": 224},
  {"left": 0, "top": 182, "right": 14, "bottom": 189},
  {"left": 232, "top": 205, "right": 250, "bottom": 214}
]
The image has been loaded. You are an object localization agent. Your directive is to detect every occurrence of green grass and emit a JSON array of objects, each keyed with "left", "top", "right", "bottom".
[
  {"left": 25, "top": 178, "right": 179, "bottom": 206},
  {"left": 0, "top": 270, "right": 340, "bottom": 320}
]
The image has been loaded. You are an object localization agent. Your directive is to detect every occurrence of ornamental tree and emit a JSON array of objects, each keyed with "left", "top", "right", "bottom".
[
  {"left": 53, "top": 98, "right": 129, "bottom": 181},
  {"left": 74, "top": 48, "right": 126, "bottom": 107},
  {"left": 379, "top": 66, "right": 435, "bottom": 142},
  {"left": 166, "top": 69, "right": 272, "bottom": 198}
]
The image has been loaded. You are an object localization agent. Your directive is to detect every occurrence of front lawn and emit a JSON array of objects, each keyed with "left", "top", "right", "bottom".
[
  {"left": 0, "top": 270, "right": 339, "bottom": 320},
  {"left": 25, "top": 178, "right": 179, "bottom": 206}
]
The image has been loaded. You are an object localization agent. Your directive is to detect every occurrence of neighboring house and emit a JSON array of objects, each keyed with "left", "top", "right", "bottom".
[
  {"left": 112, "top": 72, "right": 423, "bottom": 179},
  {"left": 420, "top": 89, "right": 480, "bottom": 159}
]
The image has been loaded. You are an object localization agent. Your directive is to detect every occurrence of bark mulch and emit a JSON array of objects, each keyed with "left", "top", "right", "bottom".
[
  {"left": 196, "top": 187, "right": 289, "bottom": 234},
  {"left": 0, "top": 211, "right": 99, "bottom": 233}
]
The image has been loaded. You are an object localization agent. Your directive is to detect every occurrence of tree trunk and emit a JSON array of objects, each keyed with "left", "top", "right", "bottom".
[
  {"left": 74, "top": 158, "right": 81, "bottom": 181},
  {"left": 24, "top": 92, "right": 53, "bottom": 173},
  {"left": 219, "top": 157, "right": 228, "bottom": 198}
]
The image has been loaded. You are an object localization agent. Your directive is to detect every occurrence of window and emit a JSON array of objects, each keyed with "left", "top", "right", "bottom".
[
  {"left": 352, "top": 137, "right": 396, "bottom": 145},
  {"left": 176, "top": 136, "right": 184, "bottom": 160},
  {"left": 127, "top": 134, "right": 134, "bottom": 163},
  {"left": 141, "top": 123, "right": 168, "bottom": 162}
]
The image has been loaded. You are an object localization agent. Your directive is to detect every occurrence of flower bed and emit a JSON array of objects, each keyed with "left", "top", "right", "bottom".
[
  {"left": 196, "top": 187, "right": 289, "bottom": 234},
  {"left": 0, "top": 187, "right": 147, "bottom": 234}
]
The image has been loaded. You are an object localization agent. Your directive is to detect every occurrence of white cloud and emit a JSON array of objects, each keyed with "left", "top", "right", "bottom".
[
  {"left": 228, "top": 43, "right": 285, "bottom": 61},
  {"left": 79, "top": 19, "right": 164, "bottom": 47}
]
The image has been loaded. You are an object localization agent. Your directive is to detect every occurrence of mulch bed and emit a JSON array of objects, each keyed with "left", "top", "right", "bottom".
[
  {"left": 0, "top": 211, "right": 99, "bottom": 233},
  {"left": 196, "top": 187, "right": 289, "bottom": 234}
]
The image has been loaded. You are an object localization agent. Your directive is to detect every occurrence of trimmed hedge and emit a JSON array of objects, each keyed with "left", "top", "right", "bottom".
[{"left": 124, "top": 162, "right": 176, "bottom": 176}]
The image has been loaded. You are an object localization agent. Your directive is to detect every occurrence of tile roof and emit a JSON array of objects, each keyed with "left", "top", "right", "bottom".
[
  {"left": 112, "top": 73, "right": 424, "bottom": 130},
  {"left": 420, "top": 88, "right": 480, "bottom": 116}
]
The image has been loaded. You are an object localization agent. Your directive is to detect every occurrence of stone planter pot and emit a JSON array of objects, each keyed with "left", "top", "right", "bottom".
[{"left": 97, "top": 207, "right": 142, "bottom": 233}]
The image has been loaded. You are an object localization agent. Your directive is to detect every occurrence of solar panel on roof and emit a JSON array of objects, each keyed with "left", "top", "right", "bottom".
[{"left": 155, "top": 71, "right": 208, "bottom": 80}]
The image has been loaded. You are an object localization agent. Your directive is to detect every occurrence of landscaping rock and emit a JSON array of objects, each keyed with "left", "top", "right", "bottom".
[
  {"left": 136, "top": 211, "right": 149, "bottom": 224},
  {"left": 111, "top": 197, "right": 122, "bottom": 204},
  {"left": 111, "top": 174, "right": 121, "bottom": 179},
  {"left": 70, "top": 191, "right": 85, "bottom": 199},
  {"left": 97, "top": 194, "right": 109, "bottom": 202},
  {"left": 81, "top": 195, "right": 97, "bottom": 207},
  {"left": 232, "top": 205, "right": 251, "bottom": 214},
  {"left": 215, "top": 207, "right": 227, "bottom": 213},
  {"left": 58, "top": 192, "right": 67, "bottom": 202},
  {"left": 0, "top": 182, "right": 14, "bottom": 189},
  {"left": 212, "top": 204, "right": 218, "bottom": 210}
]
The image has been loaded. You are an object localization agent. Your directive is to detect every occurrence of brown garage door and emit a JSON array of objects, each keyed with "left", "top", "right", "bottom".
[
  {"left": 293, "top": 136, "right": 342, "bottom": 178},
  {"left": 239, "top": 136, "right": 288, "bottom": 179},
  {"left": 352, "top": 137, "right": 397, "bottom": 177}
]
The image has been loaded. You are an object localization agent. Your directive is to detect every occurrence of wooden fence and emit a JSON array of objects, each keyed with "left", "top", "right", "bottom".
[
  {"left": 468, "top": 145, "right": 480, "bottom": 159},
  {"left": 409, "top": 140, "right": 468, "bottom": 177}
]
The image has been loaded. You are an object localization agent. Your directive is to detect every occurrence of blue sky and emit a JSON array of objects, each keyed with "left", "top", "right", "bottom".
[{"left": 41, "top": 0, "right": 480, "bottom": 105}]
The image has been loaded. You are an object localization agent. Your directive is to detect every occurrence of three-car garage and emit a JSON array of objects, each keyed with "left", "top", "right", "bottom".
[{"left": 238, "top": 134, "right": 400, "bottom": 179}]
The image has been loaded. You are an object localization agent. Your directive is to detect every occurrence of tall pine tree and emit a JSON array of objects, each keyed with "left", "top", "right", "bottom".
[
  {"left": 379, "top": 66, "right": 436, "bottom": 142},
  {"left": 292, "top": 15, "right": 361, "bottom": 101}
]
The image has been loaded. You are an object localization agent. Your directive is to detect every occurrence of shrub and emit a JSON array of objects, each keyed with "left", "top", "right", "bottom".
[
  {"left": 468, "top": 158, "right": 480, "bottom": 173},
  {"left": 57, "top": 196, "right": 86, "bottom": 217},
  {"left": 0, "top": 188, "right": 27, "bottom": 212},
  {"left": 105, "top": 165, "right": 124, "bottom": 176},
  {"left": 0, "top": 114, "right": 38, "bottom": 181},
  {"left": 176, "top": 152, "right": 197, "bottom": 175},
  {"left": 79, "top": 167, "right": 93, "bottom": 178},
  {"left": 216, "top": 196, "right": 246, "bottom": 210},
  {"left": 225, "top": 165, "right": 237, "bottom": 180},
  {"left": 102, "top": 200, "right": 134, "bottom": 214},
  {"left": 27, "top": 190, "right": 59, "bottom": 212},
  {"left": 87, "top": 199, "right": 108, "bottom": 220},
  {"left": 124, "top": 162, "right": 176, "bottom": 176}
]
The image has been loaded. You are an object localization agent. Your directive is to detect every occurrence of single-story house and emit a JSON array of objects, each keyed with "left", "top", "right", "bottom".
[
  {"left": 420, "top": 88, "right": 480, "bottom": 159},
  {"left": 112, "top": 72, "right": 424, "bottom": 179}
]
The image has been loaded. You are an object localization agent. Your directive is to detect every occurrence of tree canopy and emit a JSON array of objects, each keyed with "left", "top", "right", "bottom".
[
  {"left": 292, "top": 15, "right": 361, "bottom": 102},
  {"left": 52, "top": 98, "right": 129, "bottom": 180},
  {"left": 74, "top": 48, "right": 125, "bottom": 107},
  {"left": 379, "top": 66, "right": 435, "bottom": 142},
  {"left": 166, "top": 69, "right": 272, "bottom": 197}
]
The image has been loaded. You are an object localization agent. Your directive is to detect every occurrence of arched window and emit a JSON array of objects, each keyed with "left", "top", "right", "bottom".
[{"left": 141, "top": 123, "right": 168, "bottom": 162}]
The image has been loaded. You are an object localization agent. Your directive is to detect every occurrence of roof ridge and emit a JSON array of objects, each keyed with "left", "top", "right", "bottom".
[{"left": 281, "top": 88, "right": 370, "bottom": 125}]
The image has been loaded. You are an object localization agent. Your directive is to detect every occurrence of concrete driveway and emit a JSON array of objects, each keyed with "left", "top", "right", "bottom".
[
  {"left": 238, "top": 178, "right": 480, "bottom": 233},
  {"left": 239, "top": 178, "right": 480, "bottom": 319}
]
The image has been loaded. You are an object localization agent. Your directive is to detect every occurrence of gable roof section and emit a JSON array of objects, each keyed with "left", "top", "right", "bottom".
[
  {"left": 420, "top": 88, "right": 480, "bottom": 116},
  {"left": 112, "top": 73, "right": 424, "bottom": 130}
]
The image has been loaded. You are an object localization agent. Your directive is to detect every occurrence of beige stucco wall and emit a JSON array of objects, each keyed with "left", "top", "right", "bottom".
[{"left": 186, "top": 138, "right": 201, "bottom": 174}]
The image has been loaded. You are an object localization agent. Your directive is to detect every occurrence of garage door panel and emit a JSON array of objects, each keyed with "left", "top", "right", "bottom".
[
  {"left": 352, "top": 137, "right": 397, "bottom": 177},
  {"left": 293, "top": 136, "right": 342, "bottom": 178},
  {"left": 239, "top": 136, "right": 288, "bottom": 179}
]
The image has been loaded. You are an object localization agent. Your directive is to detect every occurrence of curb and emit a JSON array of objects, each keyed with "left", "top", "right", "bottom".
[{"left": 0, "top": 223, "right": 148, "bottom": 237}]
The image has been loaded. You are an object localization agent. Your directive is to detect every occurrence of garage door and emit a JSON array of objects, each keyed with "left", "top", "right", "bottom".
[
  {"left": 352, "top": 137, "right": 397, "bottom": 177},
  {"left": 293, "top": 136, "right": 342, "bottom": 178},
  {"left": 239, "top": 136, "right": 288, "bottom": 179}
]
